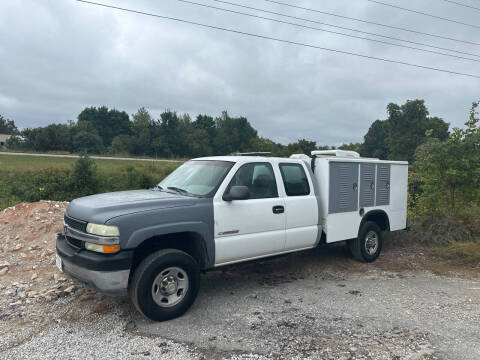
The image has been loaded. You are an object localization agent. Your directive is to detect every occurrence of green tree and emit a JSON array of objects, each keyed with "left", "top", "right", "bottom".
[
  {"left": 285, "top": 139, "right": 319, "bottom": 156},
  {"left": 249, "top": 137, "right": 283, "bottom": 156},
  {"left": 193, "top": 114, "right": 216, "bottom": 155},
  {"left": 5, "top": 135, "right": 24, "bottom": 150},
  {"left": 110, "top": 134, "right": 134, "bottom": 154},
  {"left": 77, "top": 106, "right": 131, "bottom": 147},
  {"left": 214, "top": 111, "right": 257, "bottom": 154},
  {"left": 194, "top": 114, "right": 216, "bottom": 139},
  {"left": 130, "top": 107, "right": 153, "bottom": 155},
  {"left": 150, "top": 135, "right": 170, "bottom": 158},
  {"left": 157, "top": 110, "right": 182, "bottom": 157},
  {"left": 189, "top": 128, "right": 213, "bottom": 157},
  {"left": 362, "top": 120, "right": 390, "bottom": 158},
  {"left": 386, "top": 100, "right": 449, "bottom": 162},
  {"left": 72, "top": 131, "right": 104, "bottom": 154},
  {"left": 338, "top": 142, "right": 362, "bottom": 153},
  {"left": 21, "top": 124, "right": 72, "bottom": 152},
  {"left": 0, "top": 115, "right": 18, "bottom": 134}
]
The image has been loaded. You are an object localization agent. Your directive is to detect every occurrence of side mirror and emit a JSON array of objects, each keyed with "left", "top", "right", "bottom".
[{"left": 223, "top": 186, "right": 250, "bottom": 201}]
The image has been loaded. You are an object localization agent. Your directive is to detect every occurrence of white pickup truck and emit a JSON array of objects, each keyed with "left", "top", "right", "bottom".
[{"left": 56, "top": 150, "right": 408, "bottom": 321}]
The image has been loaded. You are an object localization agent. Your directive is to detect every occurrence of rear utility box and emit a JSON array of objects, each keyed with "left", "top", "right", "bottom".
[{"left": 310, "top": 150, "right": 408, "bottom": 243}]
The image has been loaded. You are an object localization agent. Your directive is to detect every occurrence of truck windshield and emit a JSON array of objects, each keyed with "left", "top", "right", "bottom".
[{"left": 157, "top": 160, "right": 234, "bottom": 197}]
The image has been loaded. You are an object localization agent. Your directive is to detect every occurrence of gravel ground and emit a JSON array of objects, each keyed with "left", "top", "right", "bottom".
[{"left": 1, "top": 244, "right": 479, "bottom": 360}]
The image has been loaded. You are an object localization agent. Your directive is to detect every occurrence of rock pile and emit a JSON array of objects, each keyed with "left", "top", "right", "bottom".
[{"left": 0, "top": 201, "right": 80, "bottom": 315}]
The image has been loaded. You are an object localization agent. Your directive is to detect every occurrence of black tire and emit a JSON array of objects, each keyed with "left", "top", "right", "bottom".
[
  {"left": 349, "top": 221, "right": 383, "bottom": 263},
  {"left": 129, "top": 249, "right": 200, "bottom": 321}
]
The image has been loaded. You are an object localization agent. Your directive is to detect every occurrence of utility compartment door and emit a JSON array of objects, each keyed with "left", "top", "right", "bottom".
[
  {"left": 329, "top": 162, "right": 359, "bottom": 214},
  {"left": 376, "top": 164, "right": 391, "bottom": 206},
  {"left": 359, "top": 163, "right": 375, "bottom": 208}
]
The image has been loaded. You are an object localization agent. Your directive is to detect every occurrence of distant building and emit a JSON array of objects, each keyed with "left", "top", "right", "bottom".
[{"left": 0, "top": 134, "right": 11, "bottom": 147}]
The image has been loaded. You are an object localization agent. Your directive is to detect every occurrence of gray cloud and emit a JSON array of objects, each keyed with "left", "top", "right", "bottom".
[{"left": 0, "top": 0, "right": 478, "bottom": 146}]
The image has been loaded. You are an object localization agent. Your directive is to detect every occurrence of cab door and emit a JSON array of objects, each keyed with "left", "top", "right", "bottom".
[
  {"left": 213, "top": 162, "right": 286, "bottom": 265},
  {"left": 278, "top": 162, "right": 319, "bottom": 250}
]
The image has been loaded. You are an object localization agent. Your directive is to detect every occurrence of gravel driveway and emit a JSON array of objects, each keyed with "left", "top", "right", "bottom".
[{"left": 2, "top": 245, "right": 479, "bottom": 360}]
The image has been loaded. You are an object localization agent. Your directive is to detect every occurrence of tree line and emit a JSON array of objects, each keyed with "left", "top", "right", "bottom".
[
  {"left": 1, "top": 108, "right": 268, "bottom": 157},
  {"left": 1, "top": 99, "right": 452, "bottom": 163},
  {"left": 4, "top": 107, "right": 330, "bottom": 158},
  {"left": 1, "top": 99, "right": 479, "bottom": 222}
]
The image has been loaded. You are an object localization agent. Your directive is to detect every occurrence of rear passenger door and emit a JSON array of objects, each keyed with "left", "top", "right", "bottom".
[
  {"left": 213, "top": 162, "right": 286, "bottom": 265},
  {"left": 279, "top": 163, "right": 319, "bottom": 251}
]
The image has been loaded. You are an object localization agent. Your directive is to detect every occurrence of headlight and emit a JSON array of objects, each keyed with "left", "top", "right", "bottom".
[
  {"left": 85, "top": 242, "right": 120, "bottom": 254},
  {"left": 86, "top": 223, "right": 120, "bottom": 237}
]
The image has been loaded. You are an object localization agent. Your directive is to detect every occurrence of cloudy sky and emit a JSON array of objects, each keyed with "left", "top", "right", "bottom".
[{"left": 0, "top": 0, "right": 479, "bottom": 145}]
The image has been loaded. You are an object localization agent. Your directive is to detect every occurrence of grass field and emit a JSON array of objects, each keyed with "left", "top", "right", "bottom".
[
  {"left": 0, "top": 154, "right": 181, "bottom": 176},
  {"left": 0, "top": 154, "right": 183, "bottom": 210}
]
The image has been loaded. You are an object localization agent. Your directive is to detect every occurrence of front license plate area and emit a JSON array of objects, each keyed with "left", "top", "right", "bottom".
[{"left": 56, "top": 253, "right": 63, "bottom": 272}]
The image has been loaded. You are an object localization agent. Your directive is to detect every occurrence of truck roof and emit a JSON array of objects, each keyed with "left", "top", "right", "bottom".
[
  {"left": 192, "top": 155, "right": 408, "bottom": 165},
  {"left": 191, "top": 156, "right": 302, "bottom": 163}
]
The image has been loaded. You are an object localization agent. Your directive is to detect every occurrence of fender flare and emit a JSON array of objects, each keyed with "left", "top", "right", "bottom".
[
  {"left": 359, "top": 210, "right": 390, "bottom": 236},
  {"left": 125, "top": 221, "right": 214, "bottom": 268}
]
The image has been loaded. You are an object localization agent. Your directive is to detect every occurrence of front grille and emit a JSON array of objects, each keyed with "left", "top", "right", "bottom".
[
  {"left": 66, "top": 236, "right": 83, "bottom": 249},
  {"left": 64, "top": 215, "right": 87, "bottom": 232}
]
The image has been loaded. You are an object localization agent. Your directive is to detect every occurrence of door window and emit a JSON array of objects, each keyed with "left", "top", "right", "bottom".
[
  {"left": 279, "top": 163, "right": 310, "bottom": 196},
  {"left": 228, "top": 163, "right": 278, "bottom": 199}
]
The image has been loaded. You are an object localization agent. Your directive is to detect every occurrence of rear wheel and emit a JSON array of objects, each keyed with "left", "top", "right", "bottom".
[
  {"left": 129, "top": 249, "right": 200, "bottom": 321},
  {"left": 349, "top": 221, "right": 383, "bottom": 262}
]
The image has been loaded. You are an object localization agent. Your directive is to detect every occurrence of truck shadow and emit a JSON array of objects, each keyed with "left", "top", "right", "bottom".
[
  {"left": 199, "top": 244, "right": 353, "bottom": 294},
  {"left": 130, "top": 244, "right": 370, "bottom": 333},
  {"left": 93, "top": 245, "right": 356, "bottom": 325},
  {"left": 129, "top": 240, "right": 421, "bottom": 336}
]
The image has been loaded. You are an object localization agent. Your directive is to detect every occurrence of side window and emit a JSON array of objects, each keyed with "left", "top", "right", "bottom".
[
  {"left": 228, "top": 163, "right": 278, "bottom": 199},
  {"left": 279, "top": 163, "right": 310, "bottom": 196}
]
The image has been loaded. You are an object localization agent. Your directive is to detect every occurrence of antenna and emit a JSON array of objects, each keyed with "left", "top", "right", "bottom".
[{"left": 231, "top": 152, "right": 272, "bottom": 156}]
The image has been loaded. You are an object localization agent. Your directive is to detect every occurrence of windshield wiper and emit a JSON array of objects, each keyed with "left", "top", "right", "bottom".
[
  {"left": 167, "top": 186, "right": 192, "bottom": 196},
  {"left": 152, "top": 185, "right": 164, "bottom": 191}
]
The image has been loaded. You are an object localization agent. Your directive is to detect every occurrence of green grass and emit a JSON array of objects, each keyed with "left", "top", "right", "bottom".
[
  {"left": 0, "top": 195, "right": 20, "bottom": 210},
  {"left": 436, "top": 241, "right": 480, "bottom": 264},
  {"left": 0, "top": 154, "right": 181, "bottom": 176}
]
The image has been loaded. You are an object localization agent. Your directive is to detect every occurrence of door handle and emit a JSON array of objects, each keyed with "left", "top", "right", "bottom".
[{"left": 272, "top": 205, "right": 284, "bottom": 214}]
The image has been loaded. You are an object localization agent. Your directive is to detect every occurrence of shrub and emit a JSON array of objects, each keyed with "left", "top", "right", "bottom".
[
  {"left": 72, "top": 131, "right": 104, "bottom": 154},
  {"left": 71, "top": 154, "right": 99, "bottom": 196},
  {"left": 8, "top": 169, "right": 73, "bottom": 202},
  {"left": 412, "top": 101, "right": 479, "bottom": 216},
  {"left": 124, "top": 165, "right": 157, "bottom": 190}
]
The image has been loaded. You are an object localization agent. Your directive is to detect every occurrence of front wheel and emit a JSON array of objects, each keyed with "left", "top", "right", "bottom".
[
  {"left": 349, "top": 221, "right": 383, "bottom": 262},
  {"left": 129, "top": 249, "right": 200, "bottom": 321}
]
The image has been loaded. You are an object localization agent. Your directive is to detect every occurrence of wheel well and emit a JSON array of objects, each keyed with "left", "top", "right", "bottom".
[
  {"left": 361, "top": 210, "right": 390, "bottom": 231},
  {"left": 131, "top": 232, "right": 207, "bottom": 271}
]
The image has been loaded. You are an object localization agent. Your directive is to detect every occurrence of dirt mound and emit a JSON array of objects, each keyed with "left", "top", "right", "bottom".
[
  {"left": 0, "top": 201, "right": 119, "bottom": 353},
  {"left": 0, "top": 201, "right": 78, "bottom": 311}
]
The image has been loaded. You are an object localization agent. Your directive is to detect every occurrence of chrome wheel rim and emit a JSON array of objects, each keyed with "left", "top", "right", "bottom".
[
  {"left": 364, "top": 230, "right": 379, "bottom": 256},
  {"left": 151, "top": 267, "right": 189, "bottom": 307}
]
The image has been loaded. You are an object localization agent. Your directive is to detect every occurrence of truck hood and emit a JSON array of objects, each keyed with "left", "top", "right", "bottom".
[{"left": 66, "top": 189, "right": 196, "bottom": 224}]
